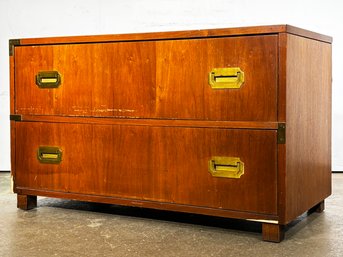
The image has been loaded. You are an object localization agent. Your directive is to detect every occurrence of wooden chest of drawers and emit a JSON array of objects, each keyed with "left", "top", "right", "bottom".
[{"left": 10, "top": 25, "right": 332, "bottom": 242}]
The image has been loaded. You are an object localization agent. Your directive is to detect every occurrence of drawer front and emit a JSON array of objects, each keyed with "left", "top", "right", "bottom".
[
  {"left": 15, "top": 35, "right": 278, "bottom": 121},
  {"left": 15, "top": 122, "right": 277, "bottom": 215}
]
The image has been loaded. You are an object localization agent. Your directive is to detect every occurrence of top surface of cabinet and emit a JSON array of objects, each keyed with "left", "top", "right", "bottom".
[{"left": 10, "top": 24, "right": 332, "bottom": 46}]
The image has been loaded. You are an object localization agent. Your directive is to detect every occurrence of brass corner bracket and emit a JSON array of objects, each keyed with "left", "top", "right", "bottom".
[
  {"left": 10, "top": 114, "right": 22, "bottom": 121},
  {"left": 9, "top": 39, "right": 20, "bottom": 56},
  {"left": 277, "top": 123, "right": 286, "bottom": 144}
]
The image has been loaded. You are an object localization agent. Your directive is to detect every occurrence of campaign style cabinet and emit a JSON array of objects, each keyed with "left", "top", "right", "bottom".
[{"left": 9, "top": 25, "right": 332, "bottom": 242}]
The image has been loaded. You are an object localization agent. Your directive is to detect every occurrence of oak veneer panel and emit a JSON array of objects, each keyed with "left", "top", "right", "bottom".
[
  {"left": 15, "top": 122, "right": 277, "bottom": 215},
  {"left": 283, "top": 34, "right": 332, "bottom": 223},
  {"left": 15, "top": 35, "right": 278, "bottom": 121}
]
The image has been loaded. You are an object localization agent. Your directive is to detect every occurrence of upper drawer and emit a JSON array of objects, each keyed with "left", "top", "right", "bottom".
[{"left": 14, "top": 35, "right": 278, "bottom": 121}]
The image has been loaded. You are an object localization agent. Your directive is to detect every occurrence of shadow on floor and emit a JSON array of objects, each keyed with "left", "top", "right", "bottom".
[
  {"left": 37, "top": 196, "right": 322, "bottom": 238},
  {"left": 38, "top": 197, "right": 262, "bottom": 233}
]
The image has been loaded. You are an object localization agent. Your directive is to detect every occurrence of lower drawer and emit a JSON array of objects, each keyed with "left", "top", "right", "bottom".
[{"left": 15, "top": 122, "right": 277, "bottom": 215}]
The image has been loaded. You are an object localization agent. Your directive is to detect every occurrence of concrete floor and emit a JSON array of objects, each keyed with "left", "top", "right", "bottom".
[{"left": 0, "top": 173, "right": 342, "bottom": 257}]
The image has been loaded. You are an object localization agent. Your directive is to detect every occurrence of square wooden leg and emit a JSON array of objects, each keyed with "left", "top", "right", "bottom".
[
  {"left": 313, "top": 200, "right": 325, "bottom": 213},
  {"left": 262, "top": 223, "right": 285, "bottom": 242},
  {"left": 17, "top": 194, "right": 37, "bottom": 210}
]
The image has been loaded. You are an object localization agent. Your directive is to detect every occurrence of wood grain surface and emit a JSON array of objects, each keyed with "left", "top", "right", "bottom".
[
  {"left": 15, "top": 122, "right": 278, "bottom": 215},
  {"left": 16, "top": 24, "right": 332, "bottom": 45},
  {"left": 10, "top": 25, "right": 332, "bottom": 242},
  {"left": 17, "top": 115, "right": 279, "bottom": 129},
  {"left": 282, "top": 34, "right": 332, "bottom": 223},
  {"left": 14, "top": 35, "right": 278, "bottom": 121}
]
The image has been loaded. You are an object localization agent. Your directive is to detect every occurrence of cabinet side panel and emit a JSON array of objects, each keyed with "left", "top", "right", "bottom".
[{"left": 285, "top": 34, "right": 332, "bottom": 223}]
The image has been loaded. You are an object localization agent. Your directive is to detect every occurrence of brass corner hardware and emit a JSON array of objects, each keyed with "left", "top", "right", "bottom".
[
  {"left": 277, "top": 123, "right": 286, "bottom": 144},
  {"left": 209, "top": 67, "right": 245, "bottom": 89},
  {"left": 208, "top": 156, "right": 244, "bottom": 179},
  {"left": 37, "top": 146, "right": 62, "bottom": 164},
  {"left": 9, "top": 39, "right": 20, "bottom": 56},
  {"left": 10, "top": 114, "right": 22, "bottom": 121}
]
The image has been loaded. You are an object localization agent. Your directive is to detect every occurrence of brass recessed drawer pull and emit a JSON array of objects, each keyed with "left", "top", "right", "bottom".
[
  {"left": 37, "top": 146, "right": 62, "bottom": 164},
  {"left": 209, "top": 157, "right": 244, "bottom": 178},
  {"left": 35, "top": 71, "right": 61, "bottom": 88},
  {"left": 209, "top": 67, "right": 244, "bottom": 89}
]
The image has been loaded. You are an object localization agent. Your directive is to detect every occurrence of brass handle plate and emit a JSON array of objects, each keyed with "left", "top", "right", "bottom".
[
  {"left": 208, "top": 157, "right": 244, "bottom": 178},
  {"left": 37, "top": 146, "right": 62, "bottom": 164},
  {"left": 36, "top": 71, "right": 61, "bottom": 88},
  {"left": 209, "top": 67, "right": 244, "bottom": 89}
]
